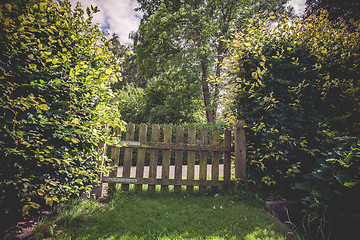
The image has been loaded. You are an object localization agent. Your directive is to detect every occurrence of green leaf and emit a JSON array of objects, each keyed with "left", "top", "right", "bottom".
[
  {"left": 4, "top": 3, "right": 11, "bottom": 11},
  {"left": 39, "top": 104, "right": 50, "bottom": 111},
  {"left": 22, "top": 205, "right": 30, "bottom": 216},
  {"left": 69, "top": 68, "right": 75, "bottom": 78},
  {"left": 75, "top": 179, "right": 83, "bottom": 184},
  {"left": 46, "top": 198, "right": 53, "bottom": 207},
  {"left": 71, "top": 138, "right": 80, "bottom": 144},
  {"left": 105, "top": 69, "right": 112, "bottom": 75},
  {"left": 37, "top": 188, "right": 45, "bottom": 196},
  {"left": 71, "top": 118, "right": 80, "bottom": 124},
  {"left": 335, "top": 173, "right": 350, "bottom": 185},
  {"left": 29, "top": 63, "right": 37, "bottom": 70}
]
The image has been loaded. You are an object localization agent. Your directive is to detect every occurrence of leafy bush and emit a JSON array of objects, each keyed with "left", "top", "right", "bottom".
[
  {"left": 296, "top": 137, "right": 360, "bottom": 239},
  {"left": 223, "top": 11, "right": 359, "bottom": 199},
  {"left": 116, "top": 76, "right": 205, "bottom": 125},
  {"left": 116, "top": 84, "right": 147, "bottom": 124},
  {"left": 142, "top": 74, "right": 205, "bottom": 124},
  {"left": 0, "top": 0, "right": 123, "bottom": 227}
]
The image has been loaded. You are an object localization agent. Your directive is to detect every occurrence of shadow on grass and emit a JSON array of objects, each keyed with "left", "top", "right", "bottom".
[{"left": 34, "top": 190, "right": 291, "bottom": 240}]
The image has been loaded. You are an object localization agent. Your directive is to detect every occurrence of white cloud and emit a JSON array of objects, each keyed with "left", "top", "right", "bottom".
[
  {"left": 70, "top": 0, "right": 142, "bottom": 45},
  {"left": 69, "top": 0, "right": 306, "bottom": 45},
  {"left": 287, "top": 0, "right": 306, "bottom": 16}
]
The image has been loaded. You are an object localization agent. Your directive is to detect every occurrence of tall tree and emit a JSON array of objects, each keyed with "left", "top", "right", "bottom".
[
  {"left": 106, "top": 34, "right": 147, "bottom": 89},
  {"left": 134, "top": 0, "right": 289, "bottom": 123}
]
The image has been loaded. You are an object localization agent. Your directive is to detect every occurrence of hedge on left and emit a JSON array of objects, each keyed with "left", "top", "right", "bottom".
[{"left": 0, "top": 0, "right": 123, "bottom": 224}]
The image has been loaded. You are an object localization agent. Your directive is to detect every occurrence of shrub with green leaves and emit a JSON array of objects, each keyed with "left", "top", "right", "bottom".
[
  {"left": 0, "top": 0, "right": 123, "bottom": 225},
  {"left": 296, "top": 137, "right": 359, "bottom": 239},
  {"left": 116, "top": 84, "right": 147, "bottom": 124},
  {"left": 223, "top": 11, "right": 360, "bottom": 197}
]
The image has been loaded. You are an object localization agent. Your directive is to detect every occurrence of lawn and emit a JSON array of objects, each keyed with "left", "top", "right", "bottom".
[{"left": 32, "top": 188, "right": 295, "bottom": 240}]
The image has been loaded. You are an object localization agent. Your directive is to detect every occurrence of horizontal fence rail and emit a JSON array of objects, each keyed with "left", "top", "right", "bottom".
[{"left": 96, "top": 122, "right": 246, "bottom": 196}]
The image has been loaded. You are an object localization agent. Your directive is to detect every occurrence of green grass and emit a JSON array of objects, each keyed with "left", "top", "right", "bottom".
[{"left": 32, "top": 189, "right": 294, "bottom": 240}]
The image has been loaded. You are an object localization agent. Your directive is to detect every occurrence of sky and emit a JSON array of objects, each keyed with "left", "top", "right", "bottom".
[
  {"left": 287, "top": 0, "right": 306, "bottom": 17},
  {"left": 70, "top": 0, "right": 142, "bottom": 45},
  {"left": 71, "top": 0, "right": 306, "bottom": 46}
]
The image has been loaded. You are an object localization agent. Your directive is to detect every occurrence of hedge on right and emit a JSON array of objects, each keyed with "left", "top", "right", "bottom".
[{"left": 223, "top": 11, "right": 359, "bottom": 239}]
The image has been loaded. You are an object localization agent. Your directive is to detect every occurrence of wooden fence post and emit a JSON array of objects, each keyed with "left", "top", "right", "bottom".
[
  {"left": 234, "top": 121, "right": 246, "bottom": 182},
  {"left": 108, "top": 126, "right": 121, "bottom": 193},
  {"left": 90, "top": 123, "right": 109, "bottom": 199}
]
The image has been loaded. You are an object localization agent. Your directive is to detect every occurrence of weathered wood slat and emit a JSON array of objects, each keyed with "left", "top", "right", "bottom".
[
  {"left": 135, "top": 124, "right": 147, "bottom": 191},
  {"left": 103, "top": 178, "right": 138, "bottom": 183},
  {"left": 108, "top": 126, "right": 121, "bottom": 193},
  {"left": 103, "top": 177, "right": 233, "bottom": 187},
  {"left": 239, "top": 121, "right": 247, "bottom": 182},
  {"left": 174, "top": 126, "right": 184, "bottom": 192},
  {"left": 186, "top": 128, "right": 196, "bottom": 192},
  {"left": 199, "top": 128, "right": 208, "bottom": 193},
  {"left": 161, "top": 125, "right": 172, "bottom": 190},
  {"left": 235, "top": 121, "right": 246, "bottom": 182},
  {"left": 109, "top": 142, "right": 233, "bottom": 152},
  {"left": 224, "top": 130, "right": 231, "bottom": 183},
  {"left": 211, "top": 129, "right": 220, "bottom": 192},
  {"left": 148, "top": 125, "right": 160, "bottom": 191},
  {"left": 121, "top": 123, "right": 135, "bottom": 191}
]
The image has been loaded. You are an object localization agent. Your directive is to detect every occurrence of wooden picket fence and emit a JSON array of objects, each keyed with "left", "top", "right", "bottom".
[{"left": 95, "top": 122, "right": 246, "bottom": 196}]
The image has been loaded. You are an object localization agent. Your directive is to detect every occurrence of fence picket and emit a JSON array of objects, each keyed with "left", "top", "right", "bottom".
[
  {"left": 121, "top": 123, "right": 135, "bottom": 191},
  {"left": 161, "top": 125, "right": 172, "bottom": 190},
  {"left": 186, "top": 128, "right": 196, "bottom": 192},
  {"left": 223, "top": 130, "right": 231, "bottom": 184},
  {"left": 174, "top": 126, "right": 184, "bottom": 192},
  {"left": 211, "top": 129, "right": 220, "bottom": 192},
  {"left": 135, "top": 124, "right": 147, "bottom": 191},
  {"left": 235, "top": 121, "right": 246, "bottom": 182},
  {"left": 199, "top": 128, "right": 208, "bottom": 193},
  {"left": 148, "top": 125, "right": 160, "bottom": 191}
]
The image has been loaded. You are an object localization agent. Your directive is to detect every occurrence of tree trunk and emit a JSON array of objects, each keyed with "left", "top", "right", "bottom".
[
  {"left": 214, "top": 40, "right": 224, "bottom": 119},
  {"left": 200, "top": 55, "right": 216, "bottom": 123}
]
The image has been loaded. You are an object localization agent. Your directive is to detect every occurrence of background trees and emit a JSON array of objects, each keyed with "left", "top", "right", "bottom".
[
  {"left": 129, "top": 0, "right": 290, "bottom": 123},
  {"left": 0, "top": 0, "right": 122, "bottom": 227}
]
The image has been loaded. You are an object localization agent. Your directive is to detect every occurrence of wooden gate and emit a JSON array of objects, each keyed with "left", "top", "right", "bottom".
[{"left": 98, "top": 122, "right": 246, "bottom": 195}]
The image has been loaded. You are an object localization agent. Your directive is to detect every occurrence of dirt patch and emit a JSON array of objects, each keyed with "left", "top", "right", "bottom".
[{"left": 2, "top": 211, "right": 50, "bottom": 240}]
